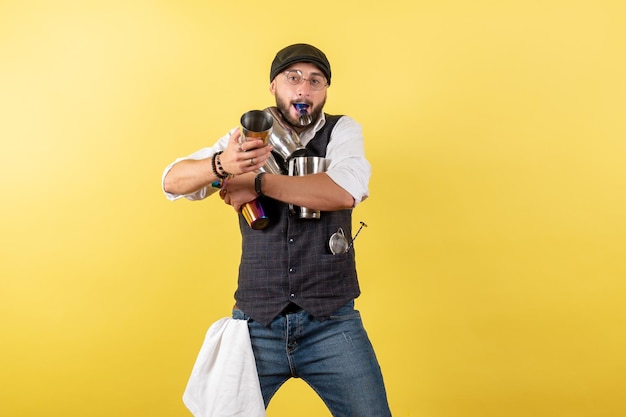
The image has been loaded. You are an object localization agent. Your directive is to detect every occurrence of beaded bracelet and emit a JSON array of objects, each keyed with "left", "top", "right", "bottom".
[
  {"left": 211, "top": 151, "right": 228, "bottom": 180},
  {"left": 215, "top": 152, "right": 231, "bottom": 178}
]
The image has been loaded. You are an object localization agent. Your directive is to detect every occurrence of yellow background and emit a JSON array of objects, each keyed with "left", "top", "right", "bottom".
[{"left": 1, "top": 1, "right": 625, "bottom": 416}]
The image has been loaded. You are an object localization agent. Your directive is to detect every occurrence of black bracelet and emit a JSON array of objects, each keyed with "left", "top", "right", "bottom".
[
  {"left": 255, "top": 172, "right": 266, "bottom": 197},
  {"left": 215, "top": 152, "right": 230, "bottom": 178},
  {"left": 211, "top": 151, "right": 228, "bottom": 180}
]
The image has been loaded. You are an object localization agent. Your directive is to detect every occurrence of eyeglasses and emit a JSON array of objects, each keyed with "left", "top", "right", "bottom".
[{"left": 283, "top": 70, "right": 328, "bottom": 91}]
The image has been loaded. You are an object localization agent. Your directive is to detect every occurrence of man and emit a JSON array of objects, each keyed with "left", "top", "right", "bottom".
[{"left": 163, "top": 43, "right": 392, "bottom": 416}]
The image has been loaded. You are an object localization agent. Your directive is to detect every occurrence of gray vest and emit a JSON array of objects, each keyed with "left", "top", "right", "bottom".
[{"left": 234, "top": 114, "right": 361, "bottom": 326}]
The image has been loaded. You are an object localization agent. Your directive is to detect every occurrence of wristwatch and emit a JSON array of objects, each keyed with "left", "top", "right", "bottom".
[{"left": 255, "top": 172, "right": 265, "bottom": 197}]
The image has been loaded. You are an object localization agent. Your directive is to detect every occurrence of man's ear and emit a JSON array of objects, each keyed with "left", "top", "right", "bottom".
[{"left": 269, "top": 80, "right": 276, "bottom": 95}]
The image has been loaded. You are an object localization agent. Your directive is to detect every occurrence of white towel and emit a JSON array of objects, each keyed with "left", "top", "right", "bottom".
[{"left": 183, "top": 317, "right": 266, "bottom": 417}]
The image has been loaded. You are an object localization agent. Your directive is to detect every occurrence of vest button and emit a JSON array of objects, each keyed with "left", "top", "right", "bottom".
[
  {"left": 290, "top": 293, "right": 296, "bottom": 299},
  {"left": 289, "top": 268, "right": 295, "bottom": 273},
  {"left": 289, "top": 238, "right": 294, "bottom": 243}
]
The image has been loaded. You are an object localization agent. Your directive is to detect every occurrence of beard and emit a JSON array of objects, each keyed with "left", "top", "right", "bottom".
[{"left": 275, "top": 95, "right": 326, "bottom": 130}]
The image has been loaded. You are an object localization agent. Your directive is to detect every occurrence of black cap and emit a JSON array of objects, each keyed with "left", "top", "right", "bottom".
[{"left": 270, "top": 43, "right": 331, "bottom": 85}]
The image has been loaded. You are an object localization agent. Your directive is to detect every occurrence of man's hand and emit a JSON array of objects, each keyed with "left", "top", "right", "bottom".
[
  {"left": 219, "top": 172, "right": 257, "bottom": 212},
  {"left": 220, "top": 129, "right": 272, "bottom": 175}
]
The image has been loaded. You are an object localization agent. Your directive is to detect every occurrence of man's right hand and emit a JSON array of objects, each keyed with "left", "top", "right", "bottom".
[{"left": 219, "top": 129, "right": 273, "bottom": 176}]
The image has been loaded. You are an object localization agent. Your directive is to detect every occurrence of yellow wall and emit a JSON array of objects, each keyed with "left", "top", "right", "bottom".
[{"left": 1, "top": 1, "right": 625, "bottom": 416}]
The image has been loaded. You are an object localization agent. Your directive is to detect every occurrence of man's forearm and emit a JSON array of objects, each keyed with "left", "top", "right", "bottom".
[
  {"left": 261, "top": 173, "right": 354, "bottom": 211},
  {"left": 163, "top": 158, "right": 218, "bottom": 196}
]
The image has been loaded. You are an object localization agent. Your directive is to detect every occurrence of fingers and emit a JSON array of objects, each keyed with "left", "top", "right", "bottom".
[
  {"left": 224, "top": 130, "right": 272, "bottom": 175},
  {"left": 236, "top": 138, "right": 267, "bottom": 153},
  {"left": 218, "top": 172, "right": 257, "bottom": 208},
  {"left": 230, "top": 129, "right": 242, "bottom": 144},
  {"left": 231, "top": 130, "right": 266, "bottom": 152},
  {"left": 235, "top": 143, "right": 272, "bottom": 173},
  {"left": 221, "top": 188, "right": 237, "bottom": 210},
  {"left": 218, "top": 177, "right": 229, "bottom": 201}
]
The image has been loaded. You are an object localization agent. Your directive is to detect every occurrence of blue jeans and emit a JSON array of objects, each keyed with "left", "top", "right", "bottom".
[{"left": 233, "top": 301, "right": 392, "bottom": 417}]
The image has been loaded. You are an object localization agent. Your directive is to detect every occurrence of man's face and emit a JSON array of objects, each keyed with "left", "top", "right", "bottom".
[{"left": 270, "top": 62, "right": 328, "bottom": 132}]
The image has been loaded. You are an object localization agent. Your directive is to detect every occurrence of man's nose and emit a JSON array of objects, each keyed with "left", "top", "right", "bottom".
[{"left": 296, "top": 79, "right": 313, "bottom": 94}]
